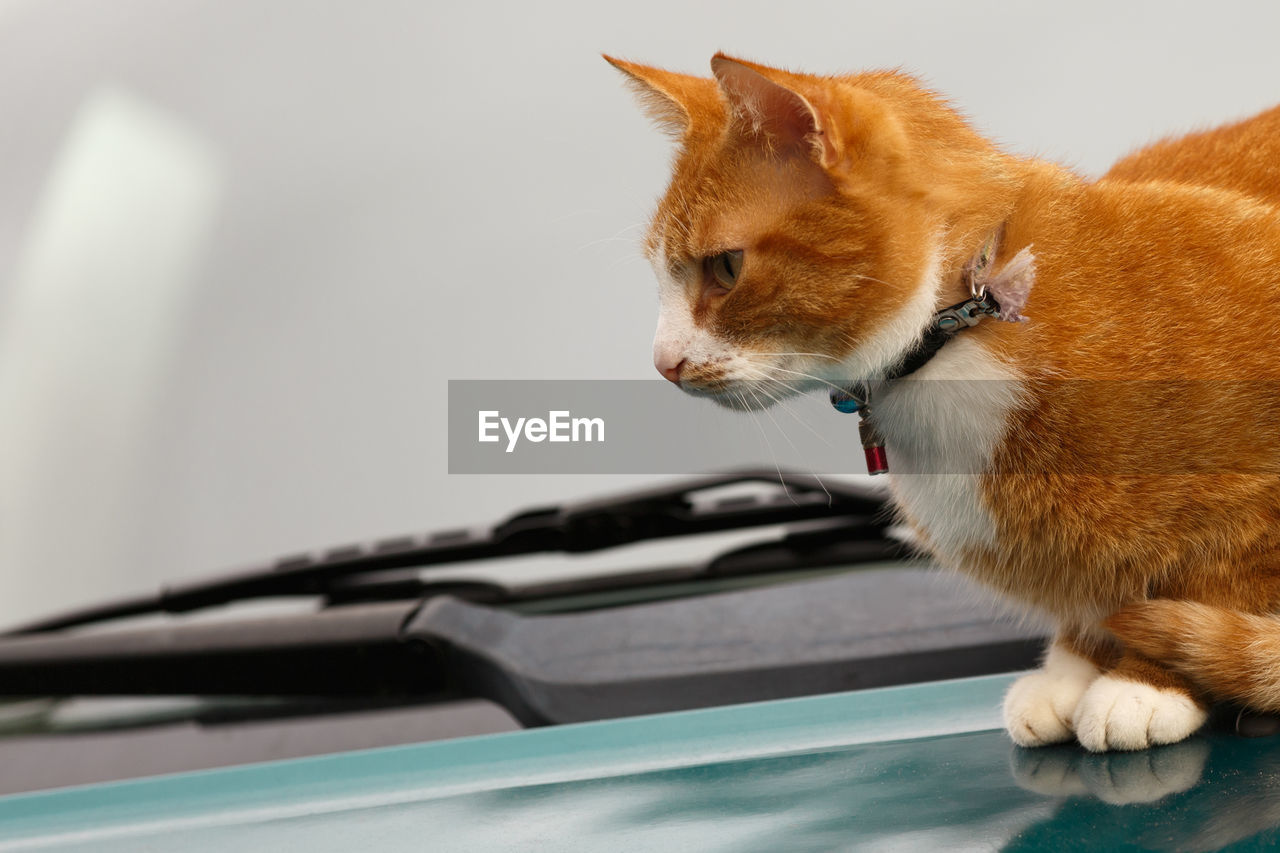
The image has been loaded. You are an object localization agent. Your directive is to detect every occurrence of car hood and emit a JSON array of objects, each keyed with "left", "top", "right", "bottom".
[{"left": 1, "top": 673, "right": 1278, "bottom": 852}]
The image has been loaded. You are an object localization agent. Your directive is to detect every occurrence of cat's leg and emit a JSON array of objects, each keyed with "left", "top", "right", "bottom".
[
  {"left": 1073, "top": 652, "right": 1209, "bottom": 753},
  {"left": 1003, "top": 633, "right": 1108, "bottom": 747}
]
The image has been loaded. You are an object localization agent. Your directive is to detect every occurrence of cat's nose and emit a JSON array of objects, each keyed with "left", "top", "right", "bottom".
[{"left": 657, "top": 356, "right": 686, "bottom": 384}]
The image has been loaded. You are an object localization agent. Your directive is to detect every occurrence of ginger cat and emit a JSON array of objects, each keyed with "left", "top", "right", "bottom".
[{"left": 608, "top": 53, "right": 1280, "bottom": 752}]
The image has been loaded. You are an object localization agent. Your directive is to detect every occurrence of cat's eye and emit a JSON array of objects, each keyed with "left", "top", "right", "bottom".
[{"left": 708, "top": 250, "right": 744, "bottom": 289}]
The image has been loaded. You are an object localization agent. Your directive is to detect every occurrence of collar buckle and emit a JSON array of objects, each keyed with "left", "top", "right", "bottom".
[{"left": 934, "top": 292, "right": 1002, "bottom": 332}]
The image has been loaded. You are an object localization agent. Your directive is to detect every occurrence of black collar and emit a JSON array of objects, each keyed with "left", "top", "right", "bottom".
[
  {"left": 830, "top": 264, "right": 1004, "bottom": 414},
  {"left": 827, "top": 290, "right": 1004, "bottom": 475},
  {"left": 883, "top": 289, "right": 1004, "bottom": 380},
  {"left": 826, "top": 231, "right": 1030, "bottom": 475}
]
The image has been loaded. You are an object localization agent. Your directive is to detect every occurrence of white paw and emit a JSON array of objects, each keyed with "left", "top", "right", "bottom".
[
  {"left": 1003, "top": 646, "right": 1100, "bottom": 747},
  {"left": 1073, "top": 675, "right": 1208, "bottom": 753}
]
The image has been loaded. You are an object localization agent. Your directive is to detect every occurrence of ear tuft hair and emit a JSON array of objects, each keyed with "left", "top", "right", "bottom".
[{"left": 604, "top": 55, "right": 721, "bottom": 140}]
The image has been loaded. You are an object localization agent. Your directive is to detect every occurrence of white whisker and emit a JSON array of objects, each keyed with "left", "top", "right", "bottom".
[
  {"left": 576, "top": 221, "right": 647, "bottom": 253},
  {"left": 742, "top": 383, "right": 796, "bottom": 501},
  {"left": 742, "top": 360, "right": 848, "bottom": 396},
  {"left": 735, "top": 366, "right": 836, "bottom": 450},
  {"left": 749, "top": 379, "right": 832, "bottom": 505}
]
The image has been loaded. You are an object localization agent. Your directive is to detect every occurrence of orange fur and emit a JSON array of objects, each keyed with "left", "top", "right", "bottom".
[
  {"left": 1107, "top": 601, "right": 1280, "bottom": 707},
  {"left": 1103, "top": 105, "right": 1280, "bottom": 206},
  {"left": 610, "top": 54, "right": 1280, "bottom": 744},
  {"left": 1093, "top": 106, "right": 1280, "bottom": 712}
]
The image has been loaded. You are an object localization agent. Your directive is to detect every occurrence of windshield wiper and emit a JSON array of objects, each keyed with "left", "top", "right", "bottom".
[
  {"left": 0, "top": 569, "right": 1042, "bottom": 726},
  {"left": 5, "top": 469, "right": 887, "bottom": 636},
  {"left": 0, "top": 469, "right": 1042, "bottom": 724}
]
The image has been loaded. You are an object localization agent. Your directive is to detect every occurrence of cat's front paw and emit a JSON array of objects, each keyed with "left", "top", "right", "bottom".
[
  {"left": 1073, "top": 675, "right": 1208, "bottom": 752},
  {"left": 1003, "top": 646, "right": 1100, "bottom": 747},
  {"left": 1004, "top": 671, "right": 1086, "bottom": 746}
]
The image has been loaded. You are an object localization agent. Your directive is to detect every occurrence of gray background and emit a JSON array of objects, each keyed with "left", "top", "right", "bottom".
[{"left": 0, "top": 0, "right": 1277, "bottom": 626}]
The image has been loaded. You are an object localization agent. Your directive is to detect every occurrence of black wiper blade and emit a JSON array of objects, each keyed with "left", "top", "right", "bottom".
[
  {"left": 5, "top": 469, "right": 889, "bottom": 636},
  {"left": 322, "top": 519, "right": 907, "bottom": 608}
]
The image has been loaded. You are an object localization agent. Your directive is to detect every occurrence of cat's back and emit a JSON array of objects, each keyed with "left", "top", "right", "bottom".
[
  {"left": 993, "top": 172, "right": 1280, "bottom": 384},
  {"left": 1103, "top": 104, "right": 1280, "bottom": 207}
]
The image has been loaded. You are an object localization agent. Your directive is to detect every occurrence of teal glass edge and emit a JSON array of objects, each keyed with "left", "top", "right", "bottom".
[{"left": 0, "top": 672, "right": 1017, "bottom": 842}]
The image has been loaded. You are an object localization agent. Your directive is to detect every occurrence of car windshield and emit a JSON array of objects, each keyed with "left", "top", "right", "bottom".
[{"left": 4, "top": 1, "right": 1277, "bottom": 631}]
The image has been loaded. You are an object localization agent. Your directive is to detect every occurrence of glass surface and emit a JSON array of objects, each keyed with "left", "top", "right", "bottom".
[{"left": 4, "top": 674, "right": 1280, "bottom": 852}]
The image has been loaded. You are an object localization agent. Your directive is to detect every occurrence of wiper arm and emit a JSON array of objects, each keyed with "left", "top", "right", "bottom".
[
  {"left": 0, "top": 470, "right": 1042, "bottom": 722},
  {"left": 0, "top": 569, "right": 1041, "bottom": 725},
  {"left": 0, "top": 525, "right": 905, "bottom": 698},
  {"left": 0, "top": 601, "right": 440, "bottom": 696},
  {"left": 6, "top": 469, "right": 888, "bottom": 636}
]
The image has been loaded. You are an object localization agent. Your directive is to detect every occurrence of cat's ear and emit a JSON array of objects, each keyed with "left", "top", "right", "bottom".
[
  {"left": 604, "top": 55, "right": 720, "bottom": 138},
  {"left": 710, "top": 54, "right": 837, "bottom": 166}
]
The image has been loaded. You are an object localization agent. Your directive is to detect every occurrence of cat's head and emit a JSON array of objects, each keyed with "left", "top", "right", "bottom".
[{"left": 607, "top": 54, "right": 1011, "bottom": 409}]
